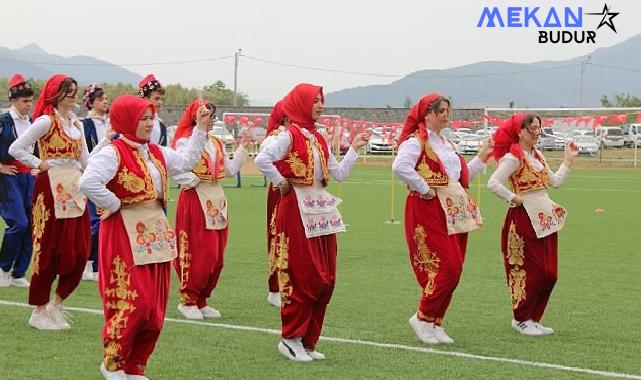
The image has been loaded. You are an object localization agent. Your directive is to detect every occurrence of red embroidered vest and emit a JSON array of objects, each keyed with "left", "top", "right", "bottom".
[
  {"left": 274, "top": 124, "right": 329, "bottom": 186},
  {"left": 38, "top": 115, "right": 82, "bottom": 160},
  {"left": 509, "top": 152, "right": 549, "bottom": 194},
  {"left": 107, "top": 139, "right": 168, "bottom": 207},
  {"left": 192, "top": 136, "right": 225, "bottom": 181},
  {"left": 414, "top": 132, "right": 469, "bottom": 188}
]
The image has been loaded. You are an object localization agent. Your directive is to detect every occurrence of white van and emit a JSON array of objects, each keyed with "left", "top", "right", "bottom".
[
  {"left": 595, "top": 127, "right": 624, "bottom": 148},
  {"left": 621, "top": 124, "right": 641, "bottom": 147}
]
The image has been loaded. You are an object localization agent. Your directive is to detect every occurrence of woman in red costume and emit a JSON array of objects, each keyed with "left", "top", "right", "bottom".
[
  {"left": 9, "top": 74, "right": 90, "bottom": 331},
  {"left": 255, "top": 83, "right": 369, "bottom": 362},
  {"left": 392, "top": 93, "right": 492, "bottom": 344},
  {"left": 487, "top": 113, "right": 577, "bottom": 336},
  {"left": 171, "top": 99, "right": 249, "bottom": 320},
  {"left": 79, "top": 95, "right": 209, "bottom": 379}
]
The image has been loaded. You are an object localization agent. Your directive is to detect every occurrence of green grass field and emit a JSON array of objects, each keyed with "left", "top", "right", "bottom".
[{"left": 1, "top": 163, "right": 640, "bottom": 379}]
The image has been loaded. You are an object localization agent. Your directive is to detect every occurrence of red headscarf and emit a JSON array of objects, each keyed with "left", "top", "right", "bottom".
[
  {"left": 397, "top": 93, "right": 442, "bottom": 144},
  {"left": 491, "top": 113, "right": 527, "bottom": 160},
  {"left": 172, "top": 99, "right": 207, "bottom": 148},
  {"left": 32, "top": 74, "right": 70, "bottom": 119},
  {"left": 281, "top": 83, "right": 323, "bottom": 131},
  {"left": 110, "top": 95, "right": 155, "bottom": 144},
  {"left": 267, "top": 100, "right": 285, "bottom": 135}
]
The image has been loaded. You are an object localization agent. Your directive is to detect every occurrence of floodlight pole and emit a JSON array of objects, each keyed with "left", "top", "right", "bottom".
[{"left": 233, "top": 48, "right": 242, "bottom": 106}]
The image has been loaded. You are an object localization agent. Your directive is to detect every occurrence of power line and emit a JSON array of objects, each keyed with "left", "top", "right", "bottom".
[{"left": 588, "top": 62, "right": 641, "bottom": 73}]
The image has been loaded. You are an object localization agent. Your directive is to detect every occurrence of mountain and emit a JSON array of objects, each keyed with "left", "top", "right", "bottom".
[
  {"left": 0, "top": 44, "right": 141, "bottom": 85},
  {"left": 326, "top": 34, "right": 641, "bottom": 108}
]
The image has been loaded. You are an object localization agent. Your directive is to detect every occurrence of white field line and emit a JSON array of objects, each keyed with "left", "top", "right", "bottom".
[{"left": 1, "top": 300, "right": 640, "bottom": 379}]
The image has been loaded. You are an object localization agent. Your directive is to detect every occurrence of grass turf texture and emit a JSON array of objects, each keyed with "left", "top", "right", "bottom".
[{"left": 0, "top": 164, "right": 639, "bottom": 379}]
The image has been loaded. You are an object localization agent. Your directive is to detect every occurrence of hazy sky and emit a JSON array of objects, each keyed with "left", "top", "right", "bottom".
[{"left": 4, "top": 0, "right": 640, "bottom": 105}]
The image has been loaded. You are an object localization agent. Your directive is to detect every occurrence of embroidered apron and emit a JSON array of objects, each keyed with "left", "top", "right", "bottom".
[
  {"left": 47, "top": 165, "right": 87, "bottom": 219},
  {"left": 435, "top": 182, "right": 483, "bottom": 235},
  {"left": 519, "top": 190, "right": 567, "bottom": 238},
  {"left": 195, "top": 181, "right": 228, "bottom": 230},
  {"left": 294, "top": 184, "right": 346, "bottom": 239},
  {"left": 120, "top": 200, "right": 177, "bottom": 265}
]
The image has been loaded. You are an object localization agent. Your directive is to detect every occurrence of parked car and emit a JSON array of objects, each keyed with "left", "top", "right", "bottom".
[
  {"left": 456, "top": 134, "right": 483, "bottom": 154},
  {"left": 536, "top": 134, "right": 555, "bottom": 151},
  {"left": 621, "top": 124, "right": 641, "bottom": 147},
  {"left": 574, "top": 136, "right": 599, "bottom": 156},
  {"left": 441, "top": 128, "right": 461, "bottom": 144},
  {"left": 366, "top": 132, "right": 394, "bottom": 154},
  {"left": 595, "top": 126, "right": 624, "bottom": 148},
  {"left": 210, "top": 121, "right": 235, "bottom": 148}
]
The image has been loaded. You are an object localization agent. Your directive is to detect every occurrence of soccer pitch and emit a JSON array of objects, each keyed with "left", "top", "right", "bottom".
[{"left": 1, "top": 164, "right": 640, "bottom": 379}]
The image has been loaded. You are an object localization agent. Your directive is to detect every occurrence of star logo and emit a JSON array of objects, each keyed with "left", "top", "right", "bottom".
[{"left": 586, "top": 3, "right": 619, "bottom": 33}]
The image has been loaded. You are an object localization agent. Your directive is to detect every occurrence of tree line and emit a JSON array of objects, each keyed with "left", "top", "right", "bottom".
[{"left": 0, "top": 78, "right": 249, "bottom": 108}]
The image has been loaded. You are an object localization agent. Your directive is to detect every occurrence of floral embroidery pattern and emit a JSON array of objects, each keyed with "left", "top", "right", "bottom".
[
  {"left": 275, "top": 233, "right": 293, "bottom": 305},
  {"left": 506, "top": 222, "right": 527, "bottom": 309},
  {"left": 31, "top": 193, "right": 50, "bottom": 275},
  {"left": 103, "top": 256, "right": 139, "bottom": 371},
  {"left": 412, "top": 225, "right": 440, "bottom": 297}
]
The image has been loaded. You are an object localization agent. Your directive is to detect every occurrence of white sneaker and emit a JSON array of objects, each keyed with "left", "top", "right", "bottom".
[
  {"left": 126, "top": 375, "right": 149, "bottom": 380},
  {"left": 10, "top": 277, "right": 30, "bottom": 287},
  {"left": 47, "top": 303, "right": 71, "bottom": 330},
  {"left": 177, "top": 303, "right": 203, "bottom": 320},
  {"left": 278, "top": 338, "right": 313, "bottom": 362},
  {"left": 512, "top": 319, "right": 544, "bottom": 336},
  {"left": 408, "top": 313, "right": 439, "bottom": 344},
  {"left": 433, "top": 325, "right": 454, "bottom": 344},
  {"left": 267, "top": 292, "right": 282, "bottom": 307},
  {"left": 199, "top": 305, "right": 221, "bottom": 319},
  {"left": 305, "top": 349, "right": 326, "bottom": 360},
  {"left": 28, "top": 308, "right": 61, "bottom": 330},
  {"left": 82, "top": 262, "right": 94, "bottom": 281},
  {"left": 100, "top": 363, "right": 127, "bottom": 380},
  {"left": 0, "top": 269, "right": 10, "bottom": 287},
  {"left": 534, "top": 321, "right": 554, "bottom": 335}
]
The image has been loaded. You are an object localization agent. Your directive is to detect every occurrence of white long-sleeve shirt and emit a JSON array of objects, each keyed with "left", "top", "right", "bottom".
[
  {"left": 86, "top": 110, "right": 110, "bottom": 143},
  {"left": 150, "top": 116, "right": 162, "bottom": 145},
  {"left": 487, "top": 151, "right": 570, "bottom": 202},
  {"left": 172, "top": 137, "right": 247, "bottom": 188},
  {"left": 8, "top": 107, "right": 32, "bottom": 139},
  {"left": 9, "top": 110, "right": 89, "bottom": 170},
  {"left": 255, "top": 128, "right": 358, "bottom": 186},
  {"left": 392, "top": 131, "right": 485, "bottom": 194},
  {"left": 79, "top": 129, "right": 207, "bottom": 213}
]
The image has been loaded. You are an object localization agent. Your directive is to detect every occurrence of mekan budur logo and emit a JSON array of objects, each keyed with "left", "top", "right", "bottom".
[{"left": 477, "top": 3, "right": 619, "bottom": 44}]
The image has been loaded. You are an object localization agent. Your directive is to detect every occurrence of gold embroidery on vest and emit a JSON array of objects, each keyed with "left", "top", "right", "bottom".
[
  {"left": 415, "top": 135, "right": 448, "bottom": 187},
  {"left": 117, "top": 167, "right": 146, "bottom": 193},
  {"left": 509, "top": 156, "right": 550, "bottom": 195},
  {"left": 117, "top": 150, "right": 157, "bottom": 206},
  {"left": 275, "top": 232, "right": 293, "bottom": 305},
  {"left": 31, "top": 192, "right": 50, "bottom": 275},
  {"left": 412, "top": 225, "right": 441, "bottom": 297},
  {"left": 286, "top": 151, "right": 307, "bottom": 177},
  {"left": 104, "top": 255, "right": 139, "bottom": 370},
  {"left": 506, "top": 222, "right": 527, "bottom": 309},
  {"left": 38, "top": 116, "right": 81, "bottom": 160}
]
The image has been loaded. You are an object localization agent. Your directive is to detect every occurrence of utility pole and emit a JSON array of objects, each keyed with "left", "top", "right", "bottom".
[
  {"left": 233, "top": 48, "right": 242, "bottom": 106},
  {"left": 579, "top": 55, "right": 591, "bottom": 107}
]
